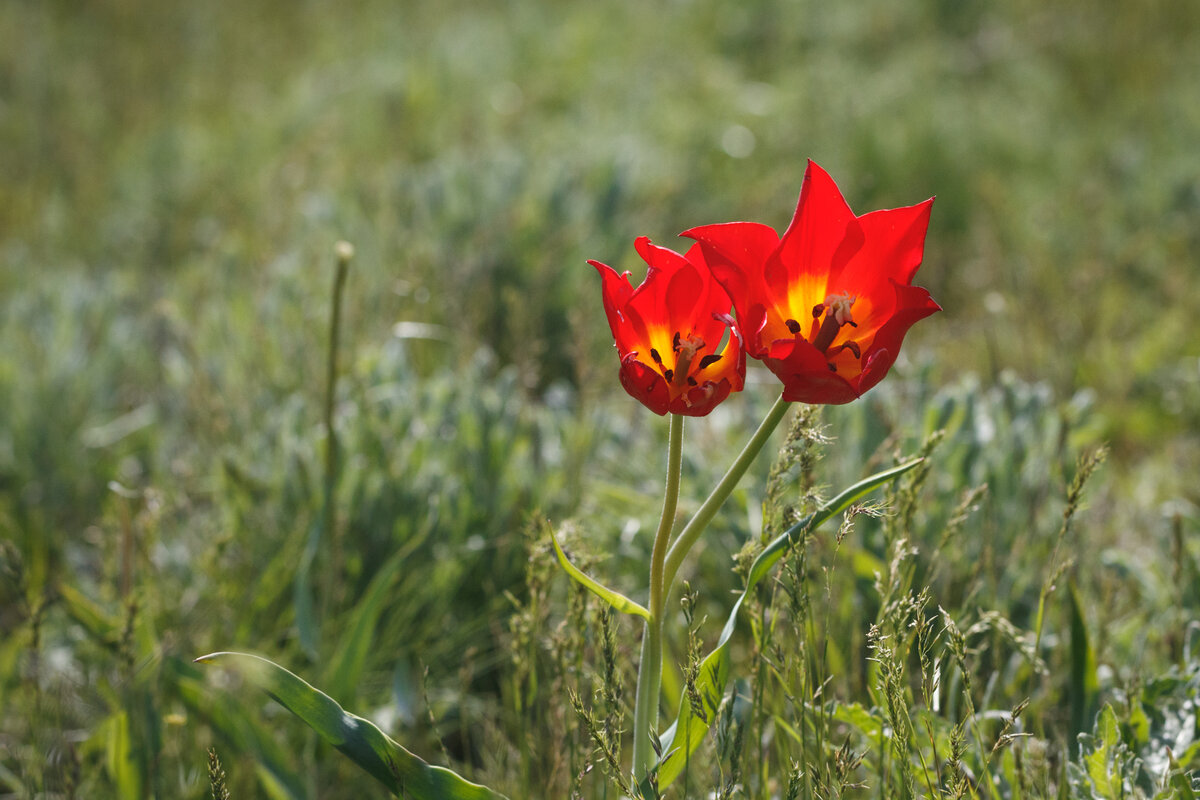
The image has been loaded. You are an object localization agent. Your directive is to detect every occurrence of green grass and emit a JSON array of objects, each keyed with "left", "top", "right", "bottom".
[{"left": 2, "top": 0, "right": 1199, "bottom": 796}]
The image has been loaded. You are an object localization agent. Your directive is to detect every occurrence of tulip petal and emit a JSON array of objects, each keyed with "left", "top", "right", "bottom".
[
  {"left": 681, "top": 243, "right": 740, "bottom": 348},
  {"left": 589, "top": 260, "right": 639, "bottom": 353},
  {"left": 683, "top": 224, "right": 778, "bottom": 351},
  {"left": 592, "top": 238, "right": 747, "bottom": 416},
  {"left": 681, "top": 221, "right": 779, "bottom": 321},
  {"left": 633, "top": 236, "right": 705, "bottom": 339},
  {"left": 856, "top": 281, "right": 941, "bottom": 395},
  {"left": 833, "top": 198, "right": 934, "bottom": 312},
  {"left": 763, "top": 335, "right": 860, "bottom": 405},
  {"left": 619, "top": 356, "right": 671, "bottom": 416},
  {"left": 774, "top": 161, "right": 863, "bottom": 294}
]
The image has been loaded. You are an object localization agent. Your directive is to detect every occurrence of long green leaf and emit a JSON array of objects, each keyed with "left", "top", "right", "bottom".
[
  {"left": 294, "top": 519, "right": 321, "bottom": 659},
  {"left": 1068, "top": 579, "right": 1098, "bottom": 742},
  {"left": 550, "top": 526, "right": 650, "bottom": 619},
  {"left": 57, "top": 581, "right": 118, "bottom": 640},
  {"left": 102, "top": 710, "right": 143, "bottom": 800},
  {"left": 324, "top": 546, "right": 407, "bottom": 700},
  {"left": 168, "top": 657, "right": 305, "bottom": 799},
  {"left": 197, "top": 651, "right": 509, "bottom": 800},
  {"left": 649, "top": 459, "right": 923, "bottom": 791}
]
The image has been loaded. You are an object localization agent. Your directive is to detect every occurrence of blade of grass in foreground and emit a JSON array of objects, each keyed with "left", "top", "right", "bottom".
[
  {"left": 197, "top": 651, "right": 509, "bottom": 800},
  {"left": 648, "top": 459, "right": 923, "bottom": 792}
]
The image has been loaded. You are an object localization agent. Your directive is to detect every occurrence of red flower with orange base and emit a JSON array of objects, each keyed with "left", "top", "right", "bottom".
[
  {"left": 590, "top": 236, "right": 746, "bottom": 416},
  {"left": 684, "top": 160, "right": 940, "bottom": 404}
]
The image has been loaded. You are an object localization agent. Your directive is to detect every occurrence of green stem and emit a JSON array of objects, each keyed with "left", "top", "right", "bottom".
[
  {"left": 322, "top": 245, "right": 353, "bottom": 611},
  {"left": 662, "top": 394, "right": 789, "bottom": 593},
  {"left": 631, "top": 412, "right": 684, "bottom": 781},
  {"left": 648, "top": 413, "right": 684, "bottom": 623},
  {"left": 630, "top": 395, "right": 791, "bottom": 782}
]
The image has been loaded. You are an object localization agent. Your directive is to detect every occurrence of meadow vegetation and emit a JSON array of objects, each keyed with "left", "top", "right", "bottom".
[{"left": 1, "top": 0, "right": 1198, "bottom": 796}]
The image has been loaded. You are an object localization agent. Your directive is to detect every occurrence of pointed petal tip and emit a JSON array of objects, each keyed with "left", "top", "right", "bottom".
[
  {"left": 679, "top": 222, "right": 725, "bottom": 241},
  {"left": 633, "top": 235, "right": 655, "bottom": 260},
  {"left": 589, "top": 259, "right": 633, "bottom": 284}
]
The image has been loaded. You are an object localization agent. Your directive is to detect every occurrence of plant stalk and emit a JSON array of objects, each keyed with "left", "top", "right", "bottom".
[
  {"left": 631, "top": 394, "right": 791, "bottom": 782},
  {"left": 322, "top": 243, "right": 353, "bottom": 609},
  {"left": 662, "top": 394, "right": 789, "bottom": 593},
  {"left": 631, "top": 412, "right": 684, "bottom": 780}
]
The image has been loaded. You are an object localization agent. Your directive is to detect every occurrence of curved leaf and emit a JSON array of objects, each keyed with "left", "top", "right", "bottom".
[
  {"left": 197, "top": 651, "right": 509, "bottom": 800},
  {"left": 649, "top": 459, "right": 923, "bottom": 790},
  {"left": 550, "top": 526, "right": 650, "bottom": 620},
  {"left": 169, "top": 658, "right": 305, "bottom": 799}
]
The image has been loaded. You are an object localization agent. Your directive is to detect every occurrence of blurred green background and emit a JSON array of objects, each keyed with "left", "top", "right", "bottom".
[{"left": 2, "top": 0, "right": 1198, "bottom": 796}]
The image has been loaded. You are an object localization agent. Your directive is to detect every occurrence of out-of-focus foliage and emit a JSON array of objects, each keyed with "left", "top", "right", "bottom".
[{"left": 1, "top": 0, "right": 1197, "bottom": 796}]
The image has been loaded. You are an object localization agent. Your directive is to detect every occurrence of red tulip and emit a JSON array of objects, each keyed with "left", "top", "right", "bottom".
[
  {"left": 683, "top": 161, "right": 941, "bottom": 405},
  {"left": 590, "top": 237, "right": 746, "bottom": 416}
]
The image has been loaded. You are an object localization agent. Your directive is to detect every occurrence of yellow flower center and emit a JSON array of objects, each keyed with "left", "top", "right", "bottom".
[
  {"left": 782, "top": 292, "right": 862, "bottom": 372},
  {"left": 645, "top": 330, "right": 726, "bottom": 404}
]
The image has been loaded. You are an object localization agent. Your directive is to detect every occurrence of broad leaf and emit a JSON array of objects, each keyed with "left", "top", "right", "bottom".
[
  {"left": 198, "top": 651, "right": 509, "bottom": 800},
  {"left": 169, "top": 657, "right": 305, "bottom": 799}
]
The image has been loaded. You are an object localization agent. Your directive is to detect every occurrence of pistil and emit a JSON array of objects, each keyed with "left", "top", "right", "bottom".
[
  {"left": 810, "top": 292, "right": 857, "bottom": 353},
  {"left": 671, "top": 332, "right": 706, "bottom": 388}
]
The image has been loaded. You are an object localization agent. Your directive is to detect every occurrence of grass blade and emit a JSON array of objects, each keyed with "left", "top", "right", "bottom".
[
  {"left": 197, "top": 651, "right": 509, "bottom": 800},
  {"left": 102, "top": 710, "right": 143, "bottom": 800},
  {"left": 1068, "top": 579, "right": 1099, "bottom": 742},
  {"left": 323, "top": 547, "right": 407, "bottom": 700}
]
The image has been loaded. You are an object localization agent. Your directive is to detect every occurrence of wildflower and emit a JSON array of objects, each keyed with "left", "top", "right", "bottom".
[
  {"left": 684, "top": 161, "right": 940, "bottom": 404},
  {"left": 590, "top": 237, "right": 745, "bottom": 415}
]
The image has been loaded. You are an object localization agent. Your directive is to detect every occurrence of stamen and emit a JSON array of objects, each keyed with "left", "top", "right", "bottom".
[
  {"left": 672, "top": 331, "right": 682, "bottom": 352},
  {"left": 698, "top": 353, "right": 722, "bottom": 370},
  {"left": 785, "top": 319, "right": 802, "bottom": 335},
  {"left": 663, "top": 369, "right": 675, "bottom": 383},
  {"left": 812, "top": 304, "right": 825, "bottom": 319},
  {"left": 650, "top": 348, "right": 664, "bottom": 365},
  {"left": 687, "top": 376, "right": 698, "bottom": 387},
  {"left": 831, "top": 341, "right": 861, "bottom": 359}
]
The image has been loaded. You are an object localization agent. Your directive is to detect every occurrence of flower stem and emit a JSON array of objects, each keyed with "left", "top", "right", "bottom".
[
  {"left": 662, "top": 394, "right": 790, "bottom": 598},
  {"left": 630, "top": 395, "right": 791, "bottom": 782},
  {"left": 631, "top": 412, "right": 684, "bottom": 781}
]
